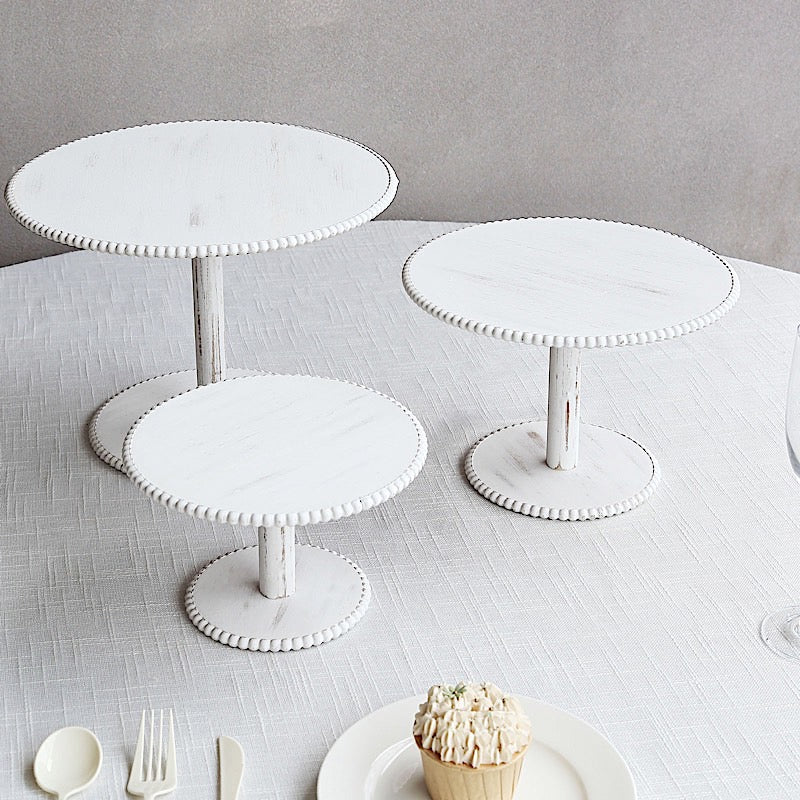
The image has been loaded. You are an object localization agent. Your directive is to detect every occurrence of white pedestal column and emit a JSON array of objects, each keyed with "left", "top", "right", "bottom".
[
  {"left": 546, "top": 347, "right": 581, "bottom": 470},
  {"left": 258, "top": 525, "right": 296, "bottom": 598},
  {"left": 464, "top": 346, "right": 659, "bottom": 520},
  {"left": 192, "top": 256, "right": 226, "bottom": 385}
]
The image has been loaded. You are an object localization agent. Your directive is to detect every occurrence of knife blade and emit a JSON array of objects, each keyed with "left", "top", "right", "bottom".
[{"left": 218, "top": 736, "right": 244, "bottom": 800}]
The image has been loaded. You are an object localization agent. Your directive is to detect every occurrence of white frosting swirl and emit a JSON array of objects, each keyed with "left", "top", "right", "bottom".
[{"left": 413, "top": 682, "right": 531, "bottom": 767}]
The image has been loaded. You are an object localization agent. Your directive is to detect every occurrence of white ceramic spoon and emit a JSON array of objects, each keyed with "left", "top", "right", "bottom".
[{"left": 33, "top": 727, "right": 103, "bottom": 799}]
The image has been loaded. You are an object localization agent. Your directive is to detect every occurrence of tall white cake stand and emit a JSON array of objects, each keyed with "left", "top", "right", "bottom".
[
  {"left": 122, "top": 374, "right": 426, "bottom": 652},
  {"left": 403, "top": 218, "right": 739, "bottom": 521},
  {"left": 5, "top": 120, "right": 397, "bottom": 470}
]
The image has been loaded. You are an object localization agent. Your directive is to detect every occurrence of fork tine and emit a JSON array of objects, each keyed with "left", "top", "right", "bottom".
[
  {"left": 165, "top": 709, "right": 177, "bottom": 784},
  {"left": 156, "top": 709, "right": 164, "bottom": 781},
  {"left": 147, "top": 709, "right": 155, "bottom": 781},
  {"left": 128, "top": 710, "right": 147, "bottom": 788}
]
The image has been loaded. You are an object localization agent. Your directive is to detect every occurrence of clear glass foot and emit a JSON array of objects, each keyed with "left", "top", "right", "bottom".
[{"left": 761, "top": 606, "right": 800, "bottom": 661}]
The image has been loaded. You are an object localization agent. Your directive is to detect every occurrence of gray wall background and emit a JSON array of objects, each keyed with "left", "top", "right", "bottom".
[{"left": 2, "top": 0, "right": 799, "bottom": 270}]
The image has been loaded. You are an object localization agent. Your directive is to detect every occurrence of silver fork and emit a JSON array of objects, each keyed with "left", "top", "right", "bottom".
[{"left": 127, "top": 709, "right": 177, "bottom": 800}]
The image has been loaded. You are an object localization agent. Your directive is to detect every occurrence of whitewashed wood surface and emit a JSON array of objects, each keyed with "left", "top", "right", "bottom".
[
  {"left": 185, "top": 543, "right": 371, "bottom": 652},
  {"left": 403, "top": 218, "right": 739, "bottom": 346},
  {"left": 466, "top": 420, "right": 659, "bottom": 520},
  {"left": 6, "top": 120, "right": 397, "bottom": 257},
  {"left": 123, "top": 374, "right": 427, "bottom": 527},
  {"left": 89, "top": 368, "right": 262, "bottom": 471},
  {"left": 259, "top": 525, "right": 296, "bottom": 598},
  {"left": 546, "top": 346, "right": 581, "bottom": 470},
  {"left": 191, "top": 255, "right": 225, "bottom": 385}
]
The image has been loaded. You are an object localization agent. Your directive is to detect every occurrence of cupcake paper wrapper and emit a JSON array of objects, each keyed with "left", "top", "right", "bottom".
[{"left": 416, "top": 737, "right": 527, "bottom": 800}]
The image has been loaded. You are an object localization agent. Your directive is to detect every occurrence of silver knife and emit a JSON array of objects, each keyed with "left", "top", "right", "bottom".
[{"left": 218, "top": 736, "right": 244, "bottom": 800}]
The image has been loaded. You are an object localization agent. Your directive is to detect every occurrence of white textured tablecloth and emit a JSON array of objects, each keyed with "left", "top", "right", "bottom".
[{"left": 3, "top": 220, "right": 800, "bottom": 799}]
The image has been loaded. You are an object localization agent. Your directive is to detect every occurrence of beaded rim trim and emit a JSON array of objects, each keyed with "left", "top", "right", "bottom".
[
  {"left": 402, "top": 217, "right": 740, "bottom": 349},
  {"left": 185, "top": 544, "right": 371, "bottom": 652},
  {"left": 464, "top": 420, "right": 661, "bottom": 520},
  {"left": 6, "top": 120, "right": 398, "bottom": 258},
  {"left": 122, "top": 374, "right": 428, "bottom": 527}
]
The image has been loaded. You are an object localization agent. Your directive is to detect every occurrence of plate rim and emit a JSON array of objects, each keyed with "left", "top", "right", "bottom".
[{"left": 317, "top": 694, "right": 636, "bottom": 800}]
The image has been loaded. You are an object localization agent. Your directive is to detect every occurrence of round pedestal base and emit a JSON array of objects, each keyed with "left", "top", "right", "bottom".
[
  {"left": 465, "top": 420, "right": 660, "bottom": 520},
  {"left": 89, "top": 368, "right": 262, "bottom": 471},
  {"left": 760, "top": 606, "right": 800, "bottom": 661},
  {"left": 185, "top": 544, "right": 371, "bottom": 651}
]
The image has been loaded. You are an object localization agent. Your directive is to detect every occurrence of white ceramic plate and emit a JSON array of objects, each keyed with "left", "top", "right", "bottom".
[{"left": 317, "top": 696, "right": 635, "bottom": 800}]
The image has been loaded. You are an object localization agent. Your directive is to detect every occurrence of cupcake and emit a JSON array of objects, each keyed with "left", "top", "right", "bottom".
[{"left": 413, "top": 682, "right": 531, "bottom": 800}]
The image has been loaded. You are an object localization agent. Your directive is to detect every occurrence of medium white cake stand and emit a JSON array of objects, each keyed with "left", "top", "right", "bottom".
[
  {"left": 403, "top": 218, "right": 740, "bottom": 521},
  {"left": 5, "top": 120, "right": 397, "bottom": 470},
  {"left": 122, "top": 374, "right": 426, "bottom": 651}
]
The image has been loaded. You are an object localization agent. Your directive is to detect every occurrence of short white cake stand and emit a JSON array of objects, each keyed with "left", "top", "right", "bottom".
[
  {"left": 122, "top": 374, "right": 426, "bottom": 651},
  {"left": 403, "top": 218, "right": 740, "bottom": 521},
  {"left": 5, "top": 120, "right": 397, "bottom": 470}
]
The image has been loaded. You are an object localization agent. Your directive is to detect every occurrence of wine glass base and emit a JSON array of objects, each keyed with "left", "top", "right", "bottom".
[{"left": 760, "top": 606, "right": 800, "bottom": 661}]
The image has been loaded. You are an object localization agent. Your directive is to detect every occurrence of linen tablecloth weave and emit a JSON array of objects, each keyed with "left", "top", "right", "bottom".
[{"left": 2, "top": 221, "right": 799, "bottom": 799}]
